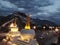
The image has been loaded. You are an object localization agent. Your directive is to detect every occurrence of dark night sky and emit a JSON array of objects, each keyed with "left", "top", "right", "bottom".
[{"left": 0, "top": 0, "right": 60, "bottom": 24}]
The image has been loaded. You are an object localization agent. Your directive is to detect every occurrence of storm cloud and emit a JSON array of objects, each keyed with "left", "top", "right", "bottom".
[{"left": 0, "top": 0, "right": 60, "bottom": 24}]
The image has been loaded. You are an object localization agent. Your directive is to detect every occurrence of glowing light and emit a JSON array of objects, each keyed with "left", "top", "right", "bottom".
[
  {"left": 33, "top": 26, "right": 36, "bottom": 29},
  {"left": 7, "top": 41, "right": 12, "bottom": 45},
  {"left": 12, "top": 44, "right": 17, "bottom": 45},
  {"left": 49, "top": 26, "right": 52, "bottom": 29},
  {"left": 19, "top": 34, "right": 31, "bottom": 41},
  {"left": 10, "top": 23, "right": 17, "bottom": 27},
  {"left": 55, "top": 27, "right": 59, "bottom": 32},
  {"left": 43, "top": 26, "right": 46, "bottom": 29},
  {"left": 2, "top": 39, "right": 7, "bottom": 42},
  {"left": 25, "top": 25, "right": 30, "bottom": 30},
  {"left": 10, "top": 23, "right": 18, "bottom": 32}
]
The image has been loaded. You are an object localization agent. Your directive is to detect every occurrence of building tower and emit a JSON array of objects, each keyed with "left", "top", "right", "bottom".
[
  {"left": 3, "top": 17, "right": 22, "bottom": 45},
  {"left": 25, "top": 15, "right": 31, "bottom": 30},
  {"left": 20, "top": 15, "right": 35, "bottom": 40},
  {"left": 10, "top": 17, "right": 18, "bottom": 32},
  {"left": 20, "top": 14, "right": 39, "bottom": 45}
]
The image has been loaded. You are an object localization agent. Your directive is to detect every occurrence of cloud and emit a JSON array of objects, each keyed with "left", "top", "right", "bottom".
[
  {"left": 31, "top": 0, "right": 60, "bottom": 24},
  {"left": 18, "top": 8, "right": 25, "bottom": 10},
  {"left": 0, "top": 0, "right": 60, "bottom": 24},
  {"left": 41, "top": 0, "right": 60, "bottom": 12},
  {"left": 0, "top": 0, "right": 52, "bottom": 15},
  {"left": 0, "top": 0, "right": 17, "bottom": 9},
  {"left": 0, "top": 0, "right": 25, "bottom": 15}
]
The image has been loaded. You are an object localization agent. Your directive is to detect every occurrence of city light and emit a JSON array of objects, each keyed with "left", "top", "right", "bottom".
[
  {"left": 33, "top": 26, "right": 36, "bottom": 29},
  {"left": 10, "top": 23, "right": 18, "bottom": 32},
  {"left": 49, "top": 26, "right": 52, "bottom": 30},
  {"left": 43, "top": 26, "right": 46, "bottom": 29},
  {"left": 55, "top": 27, "right": 59, "bottom": 32}
]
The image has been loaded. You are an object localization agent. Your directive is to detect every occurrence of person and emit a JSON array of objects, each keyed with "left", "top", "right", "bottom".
[{"left": 57, "top": 32, "right": 60, "bottom": 45}]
